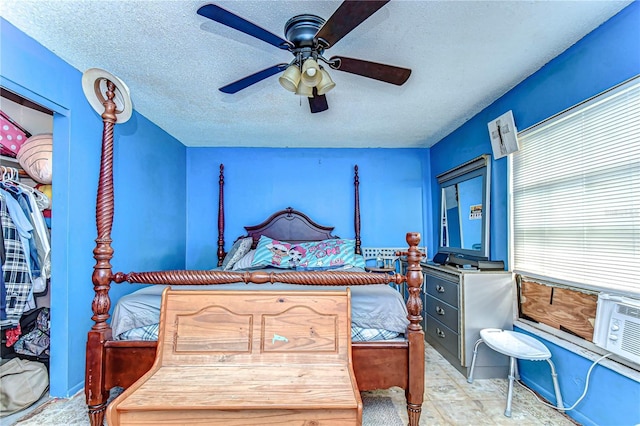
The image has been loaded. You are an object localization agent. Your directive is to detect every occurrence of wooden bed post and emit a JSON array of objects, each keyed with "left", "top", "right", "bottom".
[
  {"left": 217, "top": 164, "right": 225, "bottom": 266},
  {"left": 354, "top": 165, "right": 361, "bottom": 255},
  {"left": 85, "top": 80, "right": 119, "bottom": 426},
  {"left": 404, "top": 232, "right": 425, "bottom": 426}
]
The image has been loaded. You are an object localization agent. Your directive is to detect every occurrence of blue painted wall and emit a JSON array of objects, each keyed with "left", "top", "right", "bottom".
[
  {"left": 515, "top": 326, "right": 640, "bottom": 426},
  {"left": 1, "top": 19, "right": 187, "bottom": 397},
  {"left": 185, "top": 148, "right": 429, "bottom": 269},
  {"left": 429, "top": 4, "right": 640, "bottom": 425}
]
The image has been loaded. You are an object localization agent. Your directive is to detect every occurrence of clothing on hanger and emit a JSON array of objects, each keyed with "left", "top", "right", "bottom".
[
  {"left": 1, "top": 263, "right": 6, "bottom": 321},
  {"left": 23, "top": 189, "right": 50, "bottom": 280},
  {"left": 0, "top": 188, "right": 40, "bottom": 280},
  {"left": 0, "top": 195, "right": 32, "bottom": 328},
  {"left": 0, "top": 167, "right": 51, "bottom": 328}
]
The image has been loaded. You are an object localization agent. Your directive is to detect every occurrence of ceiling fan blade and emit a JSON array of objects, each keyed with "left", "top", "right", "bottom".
[
  {"left": 330, "top": 56, "right": 411, "bottom": 85},
  {"left": 197, "top": 4, "right": 292, "bottom": 50},
  {"left": 309, "top": 88, "right": 329, "bottom": 113},
  {"left": 314, "top": 0, "right": 389, "bottom": 48},
  {"left": 219, "top": 64, "right": 288, "bottom": 94}
]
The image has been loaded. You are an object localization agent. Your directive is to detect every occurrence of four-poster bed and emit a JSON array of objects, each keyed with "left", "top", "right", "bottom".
[{"left": 83, "top": 74, "right": 424, "bottom": 426}]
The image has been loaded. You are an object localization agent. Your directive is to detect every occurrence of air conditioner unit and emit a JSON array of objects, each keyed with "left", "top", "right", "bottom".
[{"left": 593, "top": 293, "right": 640, "bottom": 365}]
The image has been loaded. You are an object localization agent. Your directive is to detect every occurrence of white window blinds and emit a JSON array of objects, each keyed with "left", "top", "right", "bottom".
[{"left": 510, "top": 76, "right": 640, "bottom": 296}]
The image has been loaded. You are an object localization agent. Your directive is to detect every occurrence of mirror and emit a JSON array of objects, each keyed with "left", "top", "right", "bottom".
[{"left": 437, "top": 154, "right": 491, "bottom": 260}]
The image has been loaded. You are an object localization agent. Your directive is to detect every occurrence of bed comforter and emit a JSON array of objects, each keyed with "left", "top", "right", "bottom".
[{"left": 111, "top": 268, "right": 409, "bottom": 342}]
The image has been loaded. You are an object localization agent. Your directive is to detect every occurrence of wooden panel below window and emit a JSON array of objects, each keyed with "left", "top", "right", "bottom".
[{"left": 519, "top": 280, "right": 597, "bottom": 341}]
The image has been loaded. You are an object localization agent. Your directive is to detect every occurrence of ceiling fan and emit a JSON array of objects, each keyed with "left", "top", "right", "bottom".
[{"left": 197, "top": 1, "right": 411, "bottom": 113}]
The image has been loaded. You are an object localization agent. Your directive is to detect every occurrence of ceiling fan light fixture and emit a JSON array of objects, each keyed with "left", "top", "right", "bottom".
[
  {"left": 301, "top": 58, "right": 322, "bottom": 87},
  {"left": 316, "top": 68, "right": 336, "bottom": 95},
  {"left": 295, "top": 80, "right": 314, "bottom": 97},
  {"left": 202, "top": 3, "right": 411, "bottom": 113},
  {"left": 279, "top": 65, "right": 301, "bottom": 92}
]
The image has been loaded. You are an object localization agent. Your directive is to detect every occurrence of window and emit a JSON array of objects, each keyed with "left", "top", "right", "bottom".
[{"left": 510, "top": 76, "right": 640, "bottom": 296}]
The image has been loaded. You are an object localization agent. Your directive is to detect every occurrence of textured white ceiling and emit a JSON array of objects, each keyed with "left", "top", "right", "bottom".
[{"left": 1, "top": 1, "right": 631, "bottom": 148}]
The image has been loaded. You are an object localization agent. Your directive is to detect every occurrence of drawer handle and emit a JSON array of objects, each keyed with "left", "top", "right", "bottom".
[
  {"left": 435, "top": 306, "right": 445, "bottom": 316},
  {"left": 436, "top": 285, "right": 445, "bottom": 293},
  {"left": 436, "top": 327, "right": 446, "bottom": 338}
]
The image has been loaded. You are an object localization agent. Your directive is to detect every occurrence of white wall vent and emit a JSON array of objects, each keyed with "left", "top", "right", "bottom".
[{"left": 593, "top": 293, "right": 640, "bottom": 365}]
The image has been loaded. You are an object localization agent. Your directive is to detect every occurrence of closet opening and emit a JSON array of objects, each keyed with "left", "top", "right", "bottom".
[{"left": 1, "top": 87, "right": 53, "bottom": 423}]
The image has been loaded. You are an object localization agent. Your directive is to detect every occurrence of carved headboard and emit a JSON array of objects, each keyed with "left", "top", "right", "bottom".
[{"left": 244, "top": 207, "right": 339, "bottom": 249}]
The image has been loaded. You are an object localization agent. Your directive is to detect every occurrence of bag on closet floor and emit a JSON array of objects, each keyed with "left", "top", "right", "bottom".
[
  {"left": 0, "top": 357, "right": 48, "bottom": 416},
  {"left": 14, "top": 307, "right": 50, "bottom": 359},
  {"left": 1, "top": 308, "right": 50, "bottom": 367}
]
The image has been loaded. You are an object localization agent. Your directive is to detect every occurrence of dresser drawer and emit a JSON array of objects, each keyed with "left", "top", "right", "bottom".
[
  {"left": 426, "top": 275, "right": 458, "bottom": 307},
  {"left": 425, "top": 294, "right": 458, "bottom": 331},
  {"left": 426, "top": 315, "right": 459, "bottom": 357}
]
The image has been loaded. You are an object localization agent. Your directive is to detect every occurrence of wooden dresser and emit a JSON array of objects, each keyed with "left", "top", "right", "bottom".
[{"left": 106, "top": 289, "right": 362, "bottom": 425}]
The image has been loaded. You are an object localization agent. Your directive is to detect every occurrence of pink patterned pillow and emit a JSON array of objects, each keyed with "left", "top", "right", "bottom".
[
  {"left": 251, "top": 236, "right": 294, "bottom": 269},
  {"left": 298, "top": 239, "right": 364, "bottom": 269}
]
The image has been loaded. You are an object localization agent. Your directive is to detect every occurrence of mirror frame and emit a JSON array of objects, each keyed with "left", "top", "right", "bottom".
[{"left": 437, "top": 154, "right": 491, "bottom": 260}]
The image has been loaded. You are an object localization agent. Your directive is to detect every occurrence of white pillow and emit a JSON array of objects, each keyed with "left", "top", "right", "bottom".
[
  {"left": 232, "top": 250, "right": 256, "bottom": 271},
  {"left": 221, "top": 237, "right": 253, "bottom": 270}
]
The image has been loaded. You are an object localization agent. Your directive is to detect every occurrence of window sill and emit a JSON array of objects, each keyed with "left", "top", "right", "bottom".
[{"left": 514, "top": 319, "right": 640, "bottom": 381}]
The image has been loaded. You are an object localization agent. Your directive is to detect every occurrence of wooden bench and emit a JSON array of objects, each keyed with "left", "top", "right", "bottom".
[{"left": 106, "top": 289, "right": 362, "bottom": 425}]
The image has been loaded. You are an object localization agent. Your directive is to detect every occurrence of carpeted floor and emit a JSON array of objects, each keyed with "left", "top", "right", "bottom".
[{"left": 362, "top": 394, "right": 405, "bottom": 426}]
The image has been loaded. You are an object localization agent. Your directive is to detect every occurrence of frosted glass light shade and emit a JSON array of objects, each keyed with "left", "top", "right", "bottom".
[
  {"left": 316, "top": 69, "right": 336, "bottom": 95},
  {"left": 279, "top": 65, "right": 301, "bottom": 92},
  {"left": 295, "top": 81, "right": 314, "bottom": 97},
  {"left": 301, "top": 58, "right": 322, "bottom": 87}
]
